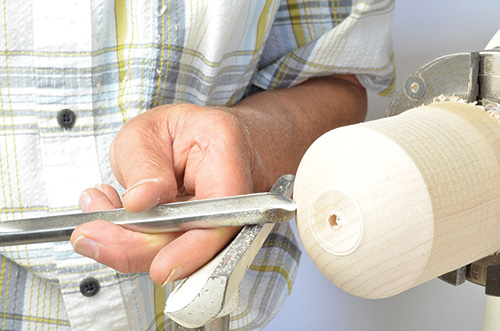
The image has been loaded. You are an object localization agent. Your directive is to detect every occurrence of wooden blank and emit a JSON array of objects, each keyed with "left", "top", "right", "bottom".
[{"left": 294, "top": 102, "right": 500, "bottom": 299}]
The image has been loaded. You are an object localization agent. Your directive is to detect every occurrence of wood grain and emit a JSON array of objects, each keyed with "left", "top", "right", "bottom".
[{"left": 294, "top": 102, "right": 500, "bottom": 299}]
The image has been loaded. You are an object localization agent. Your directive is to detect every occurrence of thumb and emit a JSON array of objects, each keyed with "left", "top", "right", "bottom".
[{"left": 110, "top": 110, "right": 178, "bottom": 212}]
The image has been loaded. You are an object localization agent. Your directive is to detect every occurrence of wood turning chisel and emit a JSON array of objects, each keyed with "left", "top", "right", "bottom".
[
  {"left": 0, "top": 175, "right": 296, "bottom": 330},
  {"left": 0, "top": 181, "right": 296, "bottom": 246},
  {"left": 165, "top": 174, "right": 295, "bottom": 330}
]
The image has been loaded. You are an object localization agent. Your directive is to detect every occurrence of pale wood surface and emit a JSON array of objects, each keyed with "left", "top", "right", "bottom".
[{"left": 294, "top": 102, "right": 500, "bottom": 299}]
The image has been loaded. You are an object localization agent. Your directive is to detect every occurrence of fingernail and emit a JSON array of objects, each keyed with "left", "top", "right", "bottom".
[
  {"left": 79, "top": 191, "right": 92, "bottom": 212},
  {"left": 162, "top": 266, "right": 183, "bottom": 287},
  {"left": 72, "top": 235, "right": 99, "bottom": 260},
  {"left": 122, "top": 178, "right": 159, "bottom": 198},
  {"left": 94, "top": 184, "right": 105, "bottom": 193}
]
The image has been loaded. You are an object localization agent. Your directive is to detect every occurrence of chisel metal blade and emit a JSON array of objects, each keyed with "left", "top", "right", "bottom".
[{"left": 0, "top": 192, "right": 296, "bottom": 246}]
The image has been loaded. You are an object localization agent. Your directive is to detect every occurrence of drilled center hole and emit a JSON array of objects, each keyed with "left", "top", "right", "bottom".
[
  {"left": 410, "top": 82, "right": 420, "bottom": 93},
  {"left": 328, "top": 213, "right": 343, "bottom": 231}
]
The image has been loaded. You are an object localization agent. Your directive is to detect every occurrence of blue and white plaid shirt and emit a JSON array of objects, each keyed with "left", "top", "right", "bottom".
[{"left": 0, "top": 0, "right": 394, "bottom": 329}]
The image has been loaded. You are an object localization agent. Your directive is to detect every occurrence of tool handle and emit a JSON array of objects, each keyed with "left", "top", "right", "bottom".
[{"left": 294, "top": 102, "right": 500, "bottom": 299}]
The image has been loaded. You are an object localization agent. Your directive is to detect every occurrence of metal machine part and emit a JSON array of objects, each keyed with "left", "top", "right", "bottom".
[
  {"left": 387, "top": 49, "right": 500, "bottom": 294},
  {"left": 387, "top": 52, "right": 480, "bottom": 116},
  {"left": 0, "top": 190, "right": 296, "bottom": 246}
]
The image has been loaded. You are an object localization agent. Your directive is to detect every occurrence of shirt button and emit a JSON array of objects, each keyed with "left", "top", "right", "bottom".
[
  {"left": 80, "top": 277, "right": 100, "bottom": 297},
  {"left": 57, "top": 108, "right": 76, "bottom": 129}
]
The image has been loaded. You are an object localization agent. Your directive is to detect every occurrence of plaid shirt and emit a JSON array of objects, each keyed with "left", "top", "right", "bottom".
[{"left": 0, "top": 0, "right": 394, "bottom": 330}]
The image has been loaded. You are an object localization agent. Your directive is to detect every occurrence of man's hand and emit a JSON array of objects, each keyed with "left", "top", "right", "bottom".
[
  {"left": 70, "top": 104, "right": 270, "bottom": 285},
  {"left": 70, "top": 74, "right": 367, "bottom": 286}
]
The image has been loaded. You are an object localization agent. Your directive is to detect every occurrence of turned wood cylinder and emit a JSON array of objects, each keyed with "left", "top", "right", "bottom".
[{"left": 294, "top": 102, "right": 500, "bottom": 299}]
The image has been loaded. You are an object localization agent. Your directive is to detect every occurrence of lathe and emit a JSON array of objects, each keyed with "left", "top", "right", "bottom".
[{"left": 294, "top": 30, "right": 500, "bottom": 330}]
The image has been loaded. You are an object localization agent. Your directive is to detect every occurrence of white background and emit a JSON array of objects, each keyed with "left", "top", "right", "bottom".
[{"left": 267, "top": 1, "right": 500, "bottom": 330}]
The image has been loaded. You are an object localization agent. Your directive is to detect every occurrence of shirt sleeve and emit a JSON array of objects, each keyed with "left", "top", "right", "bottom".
[
  {"left": 253, "top": 0, "right": 395, "bottom": 96},
  {"left": 232, "top": 2, "right": 395, "bottom": 329}
]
